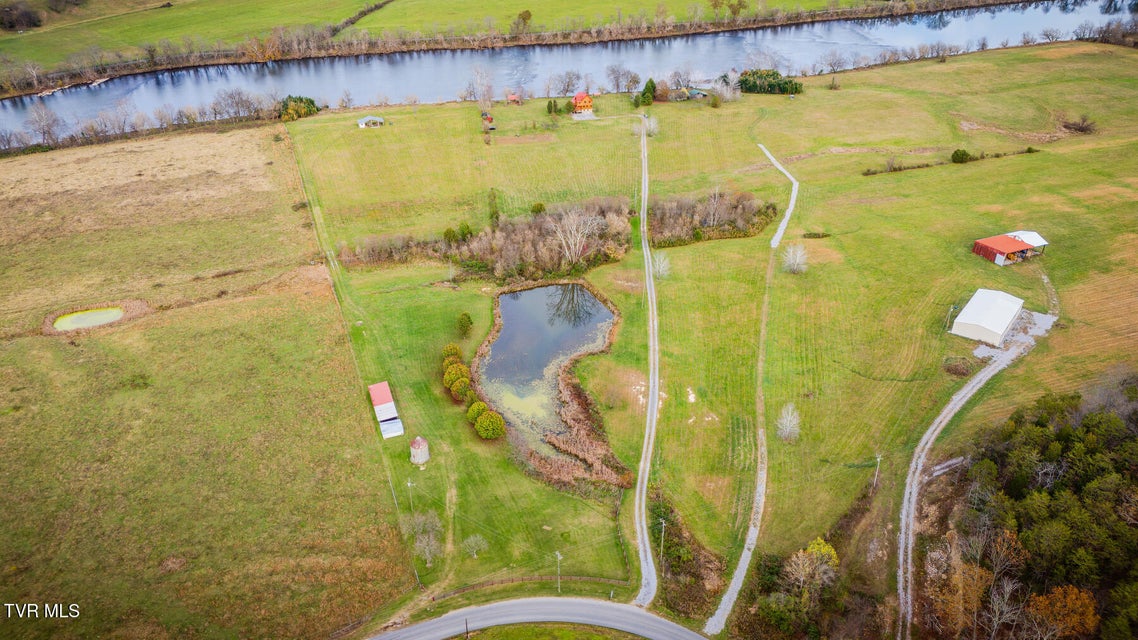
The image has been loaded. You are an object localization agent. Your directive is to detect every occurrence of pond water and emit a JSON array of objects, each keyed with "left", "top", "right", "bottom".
[
  {"left": 478, "top": 284, "right": 614, "bottom": 449},
  {"left": 52, "top": 307, "right": 124, "bottom": 331},
  {"left": 1, "top": 0, "right": 1133, "bottom": 135}
]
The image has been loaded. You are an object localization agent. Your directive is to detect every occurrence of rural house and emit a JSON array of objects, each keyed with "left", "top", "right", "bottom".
[{"left": 572, "top": 92, "right": 593, "bottom": 113}]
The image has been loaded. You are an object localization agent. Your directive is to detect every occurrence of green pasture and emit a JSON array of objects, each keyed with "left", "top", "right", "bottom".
[
  {"left": 348, "top": 0, "right": 860, "bottom": 38},
  {"left": 288, "top": 97, "right": 640, "bottom": 246},
  {"left": 0, "top": 0, "right": 368, "bottom": 69}
]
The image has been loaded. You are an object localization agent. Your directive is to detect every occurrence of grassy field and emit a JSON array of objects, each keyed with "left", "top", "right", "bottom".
[
  {"left": 0, "top": 0, "right": 369, "bottom": 69},
  {"left": 288, "top": 99, "right": 641, "bottom": 244},
  {"left": 290, "top": 105, "right": 646, "bottom": 613},
  {"left": 454, "top": 623, "right": 640, "bottom": 639},
  {"left": 346, "top": 0, "right": 848, "bottom": 38},
  {"left": 0, "top": 127, "right": 415, "bottom": 638},
  {"left": 286, "top": 43, "right": 1138, "bottom": 629}
]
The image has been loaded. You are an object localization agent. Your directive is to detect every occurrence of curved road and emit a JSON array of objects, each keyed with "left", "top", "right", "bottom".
[
  {"left": 370, "top": 598, "right": 705, "bottom": 640},
  {"left": 631, "top": 120, "right": 661, "bottom": 608},
  {"left": 896, "top": 280, "right": 1059, "bottom": 640}
]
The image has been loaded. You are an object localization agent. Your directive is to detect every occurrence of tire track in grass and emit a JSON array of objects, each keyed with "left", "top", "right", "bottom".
[{"left": 704, "top": 144, "right": 798, "bottom": 635}]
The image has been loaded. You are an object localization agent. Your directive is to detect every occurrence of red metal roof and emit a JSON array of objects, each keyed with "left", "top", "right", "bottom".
[
  {"left": 368, "top": 381, "right": 393, "bottom": 407},
  {"left": 975, "top": 234, "right": 1034, "bottom": 254},
  {"left": 574, "top": 91, "right": 588, "bottom": 101},
  {"left": 411, "top": 436, "right": 428, "bottom": 449}
]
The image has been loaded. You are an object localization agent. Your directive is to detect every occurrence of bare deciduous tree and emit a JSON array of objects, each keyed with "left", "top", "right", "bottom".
[
  {"left": 472, "top": 65, "right": 493, "bottom": 110},
  {"left": 550, "top": 207, "right": 604, "bottom": 265},
  {"left": 820, "top": 49, "right": 847, "bottom": 73},
  {"left": 984, "top": 577, "right": 1024, "bottom": 640},
  {"left": 783, "top": 244, "right": 807, "bottom": 274},
  {"left": 1040, "top": 27, "right": 1064, "bottom": 42},
  {"left": 777, "top": 402, "right": 801, "bottom": 442},
  {"left": 652, "top": 252, "right": 671, "bottom": 279},
  {"left": 462, "top": 534, "right": 489, "bottom": 558},
  {"left": 24, "top": 102, "right": 62, "bottom": 145},
  {"left": 414, "top": 533, "right": 442, "bottom": 567}
]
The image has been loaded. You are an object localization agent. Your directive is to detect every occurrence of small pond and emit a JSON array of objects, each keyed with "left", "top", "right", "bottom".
[
  {"left": 478, "top": 284, "right": 614, "bottom": 451},
  {"left": 52, "top": 307, "right": 124, "bottom": 331}
]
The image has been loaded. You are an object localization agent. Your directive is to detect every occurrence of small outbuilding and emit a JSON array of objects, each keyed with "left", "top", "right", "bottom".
[
  {"left": 950, "top": 289, "right": 1024, "bottom": 346},
  {"left": 357, "top": 116, "right": 385, "bottom": 128},
  {"left": 972, "top": 230, "right": 1048, "bottom": 266},
  {"left": 507, "top": 93, "right": 522, "bottom": 105},
  {"left": 369, "top": 381, "right": 404, "bottom": 439},
  {"left": 410, "top": 436, "right": 430, "bottom": 465},
  {"left": 572, "top": 91, "right": 593, "bottom": 113}
]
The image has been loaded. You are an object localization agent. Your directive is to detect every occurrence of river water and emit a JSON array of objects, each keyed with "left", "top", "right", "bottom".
[{"left": 0, "top": 0, "right": 1133, "bottom": 133}]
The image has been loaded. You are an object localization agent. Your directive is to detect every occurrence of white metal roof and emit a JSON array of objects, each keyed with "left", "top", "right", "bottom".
[
  {"left": 1006, "top": 230, "right": 1048, "bottom": 248},
  {"left": 951, "top": 289, "right": 1024, "bottom": 345}
]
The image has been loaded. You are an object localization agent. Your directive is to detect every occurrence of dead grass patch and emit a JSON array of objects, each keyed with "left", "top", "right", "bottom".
[
  {"left": 41, "top": 298, "right": 152, "bottom": 335},
  {"left": 1071, "top": 184, "right": 1138, "bottom": 204},
  {"left": 494, "top": 133, "right": 557, "bottom": 145}
]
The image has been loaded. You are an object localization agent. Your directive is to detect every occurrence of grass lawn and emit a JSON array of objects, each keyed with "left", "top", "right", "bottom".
[
  {"left": 449, "top": 622, "right": 641, "bottom": 639},
  {"left": 0, "top": 126, "right": 414, "bottom": 638},
  {"left": 288, "top": 97, "right": 640, "bottom": 245},
  {"left": 0, "top": 0, "right": 369, "bottom": 69}
]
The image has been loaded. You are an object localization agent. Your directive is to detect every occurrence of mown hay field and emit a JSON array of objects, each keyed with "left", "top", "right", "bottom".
[{"left": 0, "top": 127, "right": 414, "bottom": 639}]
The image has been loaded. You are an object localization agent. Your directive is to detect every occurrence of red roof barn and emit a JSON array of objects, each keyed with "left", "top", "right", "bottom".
[
  {"left": 368, "top": 381, "right": 404, "bottom": 439},
  {"left": 972, "top": 231, "right": 1048, "bottom": 266}
]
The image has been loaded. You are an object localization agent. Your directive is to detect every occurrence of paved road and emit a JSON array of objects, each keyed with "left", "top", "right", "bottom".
[
  {"left": 896, "top": 309, "right": 1056, "bottom": 640},
  {"left": 632, "top": 121, "right": 661, "bottom": 607},
  {"left": 370, "top": 598, "right": 706, "bottom": 640},
  {"left": 703, "top": 144, "right": 798, "bottom": 635}
]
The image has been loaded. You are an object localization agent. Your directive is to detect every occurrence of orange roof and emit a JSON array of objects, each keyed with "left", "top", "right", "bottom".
[
  {"left": 975, "top": 234, "right": 1034, "bottom": 254},
  {"left": 368, "top": 381, "right": 393, "bottom": 406},
  {"left": 574, "top": 91, "right": 588, "bottom": 101}
]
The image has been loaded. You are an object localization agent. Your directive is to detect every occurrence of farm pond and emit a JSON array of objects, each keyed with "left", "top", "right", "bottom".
[{"left": 477, "top": 284, "right": 614, "bottom": 452}]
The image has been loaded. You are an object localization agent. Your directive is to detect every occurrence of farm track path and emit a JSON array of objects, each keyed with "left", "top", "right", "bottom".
[
  {"left": 632, "top": 120, "right": 661, "bottom": 607},
  {"left": 896, "top": 270, "right": 1060, "bottom": 640},
  {"left": 704, "top": 143, "right": 799, "bottom": 635}
]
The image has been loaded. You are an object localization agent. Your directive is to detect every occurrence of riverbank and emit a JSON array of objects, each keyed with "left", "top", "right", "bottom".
[{"left": 1, "top": 0, "right": 1117, "bottom": 101}]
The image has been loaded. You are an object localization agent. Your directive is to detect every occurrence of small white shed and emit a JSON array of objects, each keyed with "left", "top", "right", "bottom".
[
  {"left": 950, "top": 289, "right": 1024, "bottom": 346},
  {"left": 357, "top": 116, "right": 385, "bottom": 128}
]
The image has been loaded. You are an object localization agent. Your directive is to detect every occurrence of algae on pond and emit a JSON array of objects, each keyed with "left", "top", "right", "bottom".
[
  {"left": 52, "top": 307, "right": 124, "bottom": 331},
  {"left": 478, "top": 284, "right": 614, "bottom": 453}
]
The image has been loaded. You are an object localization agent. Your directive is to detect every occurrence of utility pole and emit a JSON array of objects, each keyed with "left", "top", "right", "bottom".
[
  {"left": 555, "top": 551, "right": 563, "bottom": 594},
  {"left": 406, "top": 479, "right": 415, "bottom": 511},
  {"left": 659, "top": 518, "right": 666, "bottom": 572},
  {"left": 873, "top": 453, "right": 882, "bottom": 490}
]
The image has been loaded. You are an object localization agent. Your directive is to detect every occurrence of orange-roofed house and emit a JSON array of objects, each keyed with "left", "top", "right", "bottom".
[{"left": 572, "top": 91, "right": 593, "bottom": 113}]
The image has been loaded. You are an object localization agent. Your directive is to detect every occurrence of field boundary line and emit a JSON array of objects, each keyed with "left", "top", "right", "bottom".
[{"left": 704, "top": 143, "right": 797, "bottom": 635}]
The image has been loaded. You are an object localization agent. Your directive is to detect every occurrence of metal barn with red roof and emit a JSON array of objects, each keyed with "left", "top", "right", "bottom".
[
  {"left": 972, "top": 231, "right": 1048, "bottom": 266},
  {"left": 368, "top": 381, "right": 404, "bottom": 439}
]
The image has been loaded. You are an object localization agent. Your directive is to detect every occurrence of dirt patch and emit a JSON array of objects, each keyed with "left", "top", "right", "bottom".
[
  {"left": 159, "top": 556, "right": 187, "bottom": 575},
  {"left": 609, "top": 276, "right": 643, "bottom": 294},
  {"left": 254, "top": 265, "right": 333, "bottom": 299},
  {"left": 494, "top": 133, "right": 556, "bottom": 145},
  {"left": 42, "top": 299, "right": 152, "bottom": 335},
  {"left": 1071, "top": 184, "right": 1138, "bottom": 204},
  {"left": 0, "top": 129, "right": 277, "bottom": 246},
  {"left": 806, "top": 242, "right": 844, "bottom": 265},
  {"left": 957, "top": 117, "right": 1069, "bottom": 143}
]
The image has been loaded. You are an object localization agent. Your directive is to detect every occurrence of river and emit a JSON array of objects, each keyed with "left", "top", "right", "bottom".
[{"left": 0, "top": 0, "right": 1133, "bottom": 134}]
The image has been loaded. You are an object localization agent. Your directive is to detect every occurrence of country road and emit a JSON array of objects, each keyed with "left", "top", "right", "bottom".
[
  {"left": 632, "top": 120, "right": 661, "bottom": 607},
  {"left": 703, "top": 144, "right": 798, "bottom": 635},
  {"left": 896, "top": 304, "right": 1057, "bottom": 640},
  {"left": 369, "top": 598, "right": 706, "bottom": 640}
]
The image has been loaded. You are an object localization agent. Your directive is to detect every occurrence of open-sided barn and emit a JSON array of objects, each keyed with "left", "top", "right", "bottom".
[{"left": 972, "top": 231, "right": 1048, "bottom": 266}]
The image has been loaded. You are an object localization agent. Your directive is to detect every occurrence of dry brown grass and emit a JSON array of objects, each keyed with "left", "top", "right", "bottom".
[{"left": 0, "top": 126, "right": 314, "bottom": 336}]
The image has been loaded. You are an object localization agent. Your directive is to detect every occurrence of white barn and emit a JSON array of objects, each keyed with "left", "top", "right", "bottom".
[
  {"left": 950, "top": 289, "right": 1024, "bottom": 346},
  {"left": 368, "top": 381, "right": 404, "bottom": 439}
]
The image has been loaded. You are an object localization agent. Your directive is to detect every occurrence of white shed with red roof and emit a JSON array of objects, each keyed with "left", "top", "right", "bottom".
[{"left": 368, "top": 381, "right": 404, "bottom": 439}]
